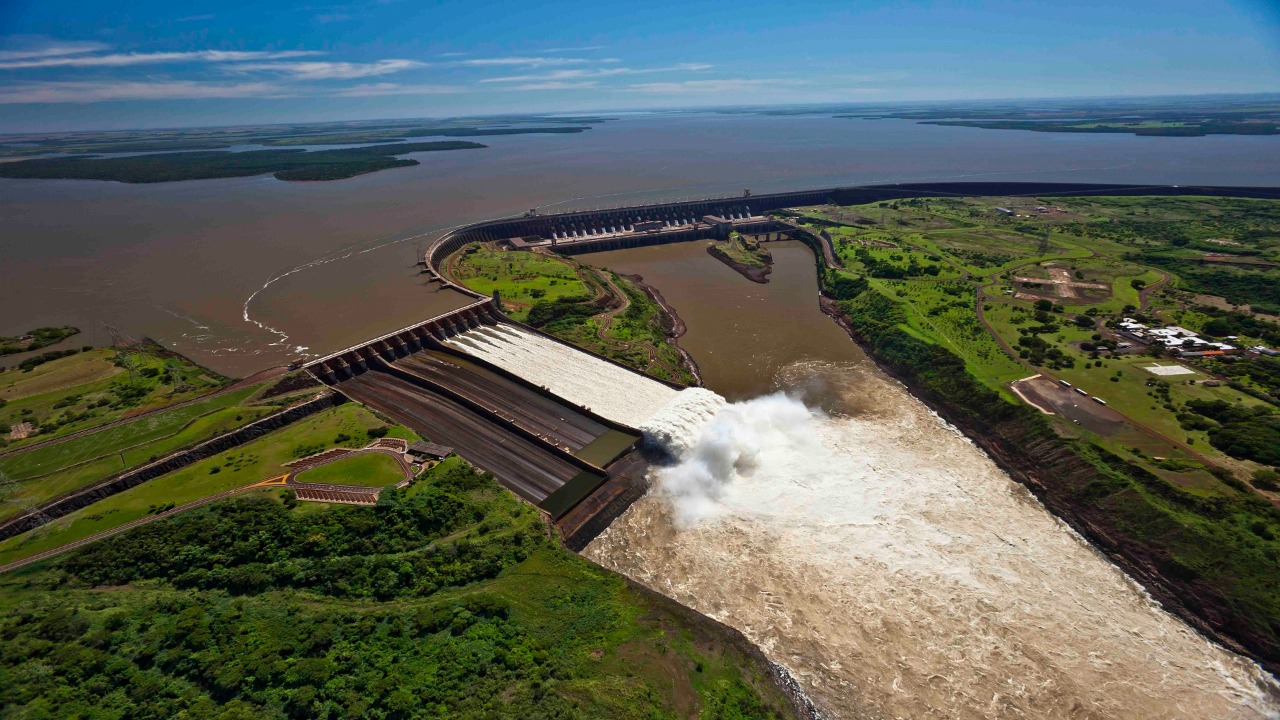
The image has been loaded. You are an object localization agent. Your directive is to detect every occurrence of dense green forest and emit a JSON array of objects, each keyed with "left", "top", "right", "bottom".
[
  {"left": 1135, "top": 253, "right": 1280, "bottom": 312},
  {"left": 0, "top": 459, "right": 798, "bottom": 720},
  {"left": 0, "top": 142, "right": 486, "bottom": 183}
]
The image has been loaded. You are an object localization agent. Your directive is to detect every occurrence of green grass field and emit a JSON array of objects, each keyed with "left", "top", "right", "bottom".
[
  {"left": 0, "top": 386, "right": 274, "bottom": 521},
  {"left": 453, "top": 245, "right": 590, "bottom": 321},
  {"left": 799, "top": 195, "right": 1280, "bottom": 489},
  {"left": 981, "top": 297, "right": 1269, "bottom": 471},
  {"left": 294, "top": 451, "right": 405, "bottom": 487},
  {"left": 0, "top": 346, "right": 225, "bottom": 451},
  {"left": 872, "top": 279, "right": 1027, "bottom": 396},
  {"left": 0, "top": 403, "right": 404, "bottom": 567},
  {"left": 0, "top": 349, "right": 120, "bottom": 401}
]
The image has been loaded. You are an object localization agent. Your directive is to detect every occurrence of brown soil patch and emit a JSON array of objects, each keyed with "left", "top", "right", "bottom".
[{"left": 1011, "top": 376, "right": 1127, "bottom": 436}]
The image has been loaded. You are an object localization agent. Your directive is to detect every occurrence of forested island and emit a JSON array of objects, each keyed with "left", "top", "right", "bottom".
[
  {"left": 0, "top": 116, "right": 599, "bottom": 183},
  {"left": 0, "top": 141, "right": 488, "bottom": 183},
  {"left": 830, "top": 94, "right": 1280, "bottom": 137},
  {"left": 0, "top": 326, "right": 78, "bottom": 356}
]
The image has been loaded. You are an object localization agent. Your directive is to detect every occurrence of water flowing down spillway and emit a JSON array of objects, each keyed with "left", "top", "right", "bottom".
[
  {"left": 585, "top": 361, "right": 1280, "bottom": 720},
  {"left": 445, "top": 324, "right": 680, "bottom": 428}
]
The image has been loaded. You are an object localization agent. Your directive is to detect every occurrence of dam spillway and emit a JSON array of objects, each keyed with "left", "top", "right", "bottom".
[
  {"left": 444, "top": 324, "right": 681, "bottom": 429},
  {"left": 304, "top": 300, "right": 679, "bottom": 527}
]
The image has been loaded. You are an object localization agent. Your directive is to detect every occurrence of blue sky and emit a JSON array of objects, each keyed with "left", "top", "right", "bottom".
[{"left": 0, "top": 0, "right": 1277, "bottom": 131}]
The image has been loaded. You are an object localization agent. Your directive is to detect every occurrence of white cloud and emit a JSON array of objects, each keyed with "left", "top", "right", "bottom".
[
  {"left": 230, "top": 59, "right": 424, "bottom": 80},
  {"left": 0, "top": 49, "right": 321, "bottom": 70},
  {"left": 0, "top": 41, "right": 110, "bottom": 61},
  {"left": 625, "top": 78, "right": 797, "bottom": 94},
  {"left": 0, "top": 80, "right": 286, "bottom": 103},
  {"left": 450, "top": 56, "right": 595, "bottom": 67},
  {"left": 330, "top": 82, "right": 463, "bottom": 97},
  {"left": 482, "top": 63, "right": 712, "bottom": 83},
  {"left": 539, "top": 45, "right": 606, "bottom": 53},
  {"left": 504, "top": 81, "right": 601, "bottom": 91}
]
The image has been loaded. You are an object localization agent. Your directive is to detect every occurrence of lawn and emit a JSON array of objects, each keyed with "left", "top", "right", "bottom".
[
  {"left": 293, "top": 452, "right": 405, "bottom": 487},
  {"left": 981, "top": 297, "right": 1269, "bottom": 469},
  {"left": 873, "top": 279, "right": 1027, "bottom": 396},
  {"left": 0, "top": 403, "right": 404, "bottom": 567},
  {"left": 0, "top": 386, "right": 274, "bottom": 521},
  {"left": 0, "top": 346, "right": 226, "bottom": 451},
  {"left": 453, "top": 245, "right": 590, "bottom": 321}
]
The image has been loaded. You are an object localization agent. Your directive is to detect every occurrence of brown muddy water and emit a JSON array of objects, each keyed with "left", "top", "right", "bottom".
[
  {"left": 583, "top": 243, "right": 1280, "bottom": 719},
  {"left": 580, "top": 240, "right": 865, "bottom": 400},
  {"left": 4, "top": 114, "right": 1280, "bottom": 376}
]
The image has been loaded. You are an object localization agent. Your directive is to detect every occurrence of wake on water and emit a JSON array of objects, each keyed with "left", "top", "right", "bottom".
[{"left": 595, "top": 363, "right": 1280, "bottom": 720}]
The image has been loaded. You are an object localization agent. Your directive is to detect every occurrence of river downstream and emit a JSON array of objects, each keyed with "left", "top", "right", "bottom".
[{"left": 583, "top": 243, "right": 1280, "bottom": 719}]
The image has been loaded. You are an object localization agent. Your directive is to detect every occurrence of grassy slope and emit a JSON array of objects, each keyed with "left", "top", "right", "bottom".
[
  {"left": 0, "top": 386, "right": 276, "bottom": 521},
  {"left": 0, "top": 347, "right": 225, "bottom": 451},
  {"left": 294, "top": 452, "right": 405, "bottom": 487},
  {"left": 0, "top": 459, "right": 798, "bottom": 720},
  {"left": 0, "top": 404, "right": 407, "bottom": 567},
  {"left": 453, "top": 245, "right": 590, "bottom": 321},
  {"left": 454, "top": 245, "right": 695, "bottom": 385},
  {"left": 0, "top": 350, "right": 120, "bottom": 401},
  {"left": 871, "top": 279, "right": 1027, "bottom": 398}
]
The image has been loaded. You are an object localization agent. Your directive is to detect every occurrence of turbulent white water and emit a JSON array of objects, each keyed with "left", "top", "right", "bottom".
[
  {"left": 446, "top": 323, "right": 679, "bottom": 427},
  {"left": 586, "top": 361, "right": 1280, "bottom": 720}
]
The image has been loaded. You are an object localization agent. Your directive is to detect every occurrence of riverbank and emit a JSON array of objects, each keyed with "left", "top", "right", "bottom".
[
  {"left": 622, "top": 273, "right": 703, "bottom": 386},
  {"left": 800, "top": 251, "right": 1280, "bottom": 676}
]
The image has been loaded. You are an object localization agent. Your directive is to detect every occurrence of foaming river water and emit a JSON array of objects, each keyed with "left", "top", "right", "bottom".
[
  {"left": 583, "top": 244, "right": 1280, "bottom": 719},
  {"left": 590, "top": 360, "right": 1280, "bottom": 719}
]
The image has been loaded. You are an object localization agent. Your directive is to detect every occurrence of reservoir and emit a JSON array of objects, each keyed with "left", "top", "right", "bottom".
[
  {"left": 581, "top": 241, "right": 1280, "bottom": 719},
  {"left": 4, "top": 113, "right": 1280, "bottom": 376}
]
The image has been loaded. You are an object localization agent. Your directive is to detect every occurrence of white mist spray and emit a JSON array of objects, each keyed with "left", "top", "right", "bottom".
[
  {"left": 589, "top": 361, "right": 1280, "bottom": 720},
  {"left": 640, "top": 390, "right": 824, "bottom": 527}
]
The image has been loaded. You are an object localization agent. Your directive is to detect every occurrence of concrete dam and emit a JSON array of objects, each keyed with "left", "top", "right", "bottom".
[
  {"left": 310, "top": 181, "right": 1280, "bottom": 543},
  {"left": 304, "top": 296, "right": 696, "bottom": 542}
]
